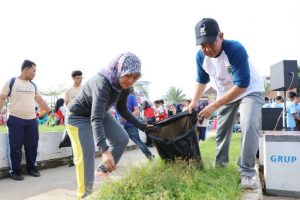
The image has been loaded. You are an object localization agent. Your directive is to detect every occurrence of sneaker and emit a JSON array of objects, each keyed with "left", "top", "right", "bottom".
[
  {"left": 28, "top": 170, "right": 41, "bottom": 177},
  {"left": 10, "top": 173, "right": 24, "bottom": 181},
  {"left": 240, "top": 176, "right": 258, "bottom": 189}
]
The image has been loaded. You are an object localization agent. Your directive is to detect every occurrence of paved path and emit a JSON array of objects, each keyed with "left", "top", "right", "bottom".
[{"left": 0, "top": 147, "right": 158, "bottom": 200}]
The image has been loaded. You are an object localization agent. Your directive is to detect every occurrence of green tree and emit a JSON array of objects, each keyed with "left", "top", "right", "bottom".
[
  {"left": 163, "top": 86, "right": 186, "bottom": 104},
  {"left": 41, "top": 85, "right": 66, "bottom": 107},
  {"left": 264, "top": 81, "right": 271, "bottom": 96}
]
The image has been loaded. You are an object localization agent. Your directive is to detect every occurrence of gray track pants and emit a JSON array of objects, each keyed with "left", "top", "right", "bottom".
[
  {"left": 215, "top": 92, "right": 264, "bottom": 177},
  {"left": 67, "top": 112, "right": 129, "bottom": 199}
]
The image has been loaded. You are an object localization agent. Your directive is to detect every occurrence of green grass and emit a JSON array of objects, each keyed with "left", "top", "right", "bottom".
[
  {"left": 90, "top": 134, "right": 242, "bottom": 200},
  {"left": 0, "top": 125, "right": 65, "bottom": 133}
]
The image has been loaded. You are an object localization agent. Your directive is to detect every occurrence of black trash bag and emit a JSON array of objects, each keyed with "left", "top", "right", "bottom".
[
  {"left": 147, "top": 110, "right": 202, "bottom": 164},
  {"left": 59, "top": 130, "right": 72, "bottom": 148}
]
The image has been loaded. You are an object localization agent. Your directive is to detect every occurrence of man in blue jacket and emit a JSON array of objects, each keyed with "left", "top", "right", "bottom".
[
  {"left": 189, "top": 18, "right": 264, "bottom": 189},
  {"left": 121, "top": 87, "right": 154, "bottom": 159}
]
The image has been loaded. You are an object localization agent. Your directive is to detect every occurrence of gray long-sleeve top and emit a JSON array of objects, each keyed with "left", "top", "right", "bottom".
[{"left": 68, "top": 74, "right": 146, "bottom": 153}]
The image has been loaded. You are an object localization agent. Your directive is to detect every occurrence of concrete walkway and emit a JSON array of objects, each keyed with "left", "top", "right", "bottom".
[{"left": 0, "top": 147, "right": 158, "bottom": 200}]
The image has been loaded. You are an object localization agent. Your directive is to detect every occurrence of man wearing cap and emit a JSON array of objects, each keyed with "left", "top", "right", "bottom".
[{"left": 188, "top": 18, "right": 264, "bottom": 189}]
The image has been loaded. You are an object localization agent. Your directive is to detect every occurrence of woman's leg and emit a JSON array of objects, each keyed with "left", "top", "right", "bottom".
[
  {"left": 103, "top": 113, "right": 129, "bottom": 165},
  {"left": 67, "top": 115, "right": 94, "bottom": 199}
]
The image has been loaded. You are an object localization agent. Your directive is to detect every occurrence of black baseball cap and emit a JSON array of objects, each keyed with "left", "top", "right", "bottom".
[{"left": 195, "top": 18, "right": 220, "bottom": 45}]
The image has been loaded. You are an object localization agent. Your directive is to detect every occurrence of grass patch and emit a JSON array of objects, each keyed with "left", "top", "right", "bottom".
[
  {"left": 0, "top": 126, "right": 8, "bottom": 133},
  {"left": 90, "top": 133, "right": 242, "bottom": 200},
  {"left": 0, "top": 125, "right": 65, "bottom": 133}
]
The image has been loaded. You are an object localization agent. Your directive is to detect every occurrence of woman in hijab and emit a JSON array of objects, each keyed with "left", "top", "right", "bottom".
[{"left": 67, "top": 52, "right": 150, "bottom": 199}]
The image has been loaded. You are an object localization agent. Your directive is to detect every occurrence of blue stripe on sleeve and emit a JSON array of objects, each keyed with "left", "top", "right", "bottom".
[
  {"left": 196, "top": 50, "right": 210, "bottom": 84},
  {"left": 223, "top": 40, "right": 250, "bottom": 88}
]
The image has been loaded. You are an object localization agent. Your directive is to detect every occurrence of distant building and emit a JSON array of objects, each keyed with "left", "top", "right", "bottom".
[
  {"left": 134, "top": 81, "right": 151, "bottom": 105},
  {"left": 203, "top": 86, "right": 217, "bottom": 104}
]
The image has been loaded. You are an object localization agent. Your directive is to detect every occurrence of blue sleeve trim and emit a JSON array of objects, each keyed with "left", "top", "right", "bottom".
[
  {"left": 223, "top": 40, "right": 250, "bottom": 88},
  {"left": 196, "top": 50, "right": 210, "bottom": 84}
]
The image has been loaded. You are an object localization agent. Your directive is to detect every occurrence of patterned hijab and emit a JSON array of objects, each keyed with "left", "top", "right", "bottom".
[{"left": 100, "top": 52, "right": 141, "bottom": 91}]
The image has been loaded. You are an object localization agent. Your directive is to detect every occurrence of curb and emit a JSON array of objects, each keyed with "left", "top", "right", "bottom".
[
  {"left": 0, "top": 144, "right": 138, "bottom": 179},
  {"left": 241, "top": 161, "right": 264, "bottom": 200}
]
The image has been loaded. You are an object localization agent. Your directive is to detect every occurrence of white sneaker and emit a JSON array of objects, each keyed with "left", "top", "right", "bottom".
[{"left": 240, "top": 176, "right": 258, "bottom": 189}]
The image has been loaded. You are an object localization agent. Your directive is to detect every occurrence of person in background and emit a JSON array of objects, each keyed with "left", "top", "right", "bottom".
[
  {"left": 0, "top": 60, "right": 52, "bottom": 181},
  {"left": 0, "top": 106, "right": 7, "bottom": 126},
  {"left": 38, "top": 108, "right": 47, "bottom": 125},
  {"left": 142, "top": 100, "right": 156, "bottom": 147},
  {"left": 196, "top": 102, "right": 208, "bottom": 141},
  {"left": 167, "top": 103, "right": 177, "bottom": 117},
  {"left": 64, "top": 70, "right": 83, "bottom": 108},
  {"left": 286, "top": 92, "right": 300, "bottom": 131},
  {"left": 154, "top": 99, "right": 167, "bottom": 121},
  {"left": 188, "top": 18, "right": 264, "bottom": 189},
  {"left": 121, "top": 87, "right": 154, "bottom": 159},
  {"left": 176, "top": 102, "right": 184, "bottom": 114},
  {"left": 66, "top": 52, "right": 151, "bottom": 198},
  {"left": 294, "top": 95, "right": 300, "bottom": 130},
  {"left": 54, "top": 98, "right": 65, "bottom": 125},
  {"left": 47, "top": 112, "right": 58, "bottom": 127},
  {"left": 271, "top": 96, "right": 284, "bottom": 108},
  {"left": 182, "top": 99, "right": 191, "bottom": 111},
  {"left": 262, "top": 97, "right": 271, "bottom": 108},
  {"left": 64, "top": 70, "right": 83, "bottom": 166}
]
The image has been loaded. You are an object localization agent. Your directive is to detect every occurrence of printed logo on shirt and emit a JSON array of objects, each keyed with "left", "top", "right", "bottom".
[
  {"left": 15, "top": 85, "right": 35, "bottom": 94},
  {"left": 226, "top": 66, "right": 232, "bottom": 73},
  {"left": 216, "top": 77, "right": 232, "bottom": 87}
]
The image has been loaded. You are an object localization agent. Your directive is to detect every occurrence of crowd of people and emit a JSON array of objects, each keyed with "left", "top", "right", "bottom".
[{"left": 263, "top": 92, "right": 300, "bottom": 131}]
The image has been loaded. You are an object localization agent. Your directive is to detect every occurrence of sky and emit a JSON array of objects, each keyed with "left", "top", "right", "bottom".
[{"left": 0, "top": 0, "right": 300, "bottom": 102}]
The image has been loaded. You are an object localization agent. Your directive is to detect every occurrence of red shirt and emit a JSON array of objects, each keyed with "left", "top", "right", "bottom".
[
  {"left": 144, "top": 107, "right": 155, "bottom": 118},
  {"left": 56, "top": 109, "right": 64, "bottom": 125}
]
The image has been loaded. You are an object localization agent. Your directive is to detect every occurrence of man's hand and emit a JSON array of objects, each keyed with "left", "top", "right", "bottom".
[
  {"left": 188, "top": 101, "right": 197, "bottom": 114},
  {"left": 101, "top": 150, "right": 116, "bottom": 172},
  {"left": 199, "top": 103, "right": 218, "bottom": 119}
]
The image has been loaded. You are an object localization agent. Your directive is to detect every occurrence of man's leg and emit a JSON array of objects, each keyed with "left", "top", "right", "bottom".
[
  {"left": 24, "top": 119, "right": 39, "bottom": 174},
  {"left": 215, "top": 101, "right": 240, "bottom": 167},
  {"left": 238, "top": 92, "right": 264, "bottom": 178},
  {"left": 124, "top": 126, "right": 153, "bottom": 158},
  {"left": 7, "top": 116, "right": 25, "bottom": 180}
]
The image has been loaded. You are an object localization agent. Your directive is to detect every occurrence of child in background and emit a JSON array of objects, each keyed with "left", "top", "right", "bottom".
[{"left": 47, "top": 112, "right": 58, "bottom": 126}]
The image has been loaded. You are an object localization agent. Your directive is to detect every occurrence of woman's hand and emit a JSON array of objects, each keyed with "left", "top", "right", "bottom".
[{"left": 101, "top": 150, "right": 116, "bottom": 172}]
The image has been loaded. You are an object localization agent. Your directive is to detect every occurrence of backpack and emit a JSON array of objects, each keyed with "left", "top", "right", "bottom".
[{"left": 7, "top": 77, "right": 37, "bottom": 98}]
